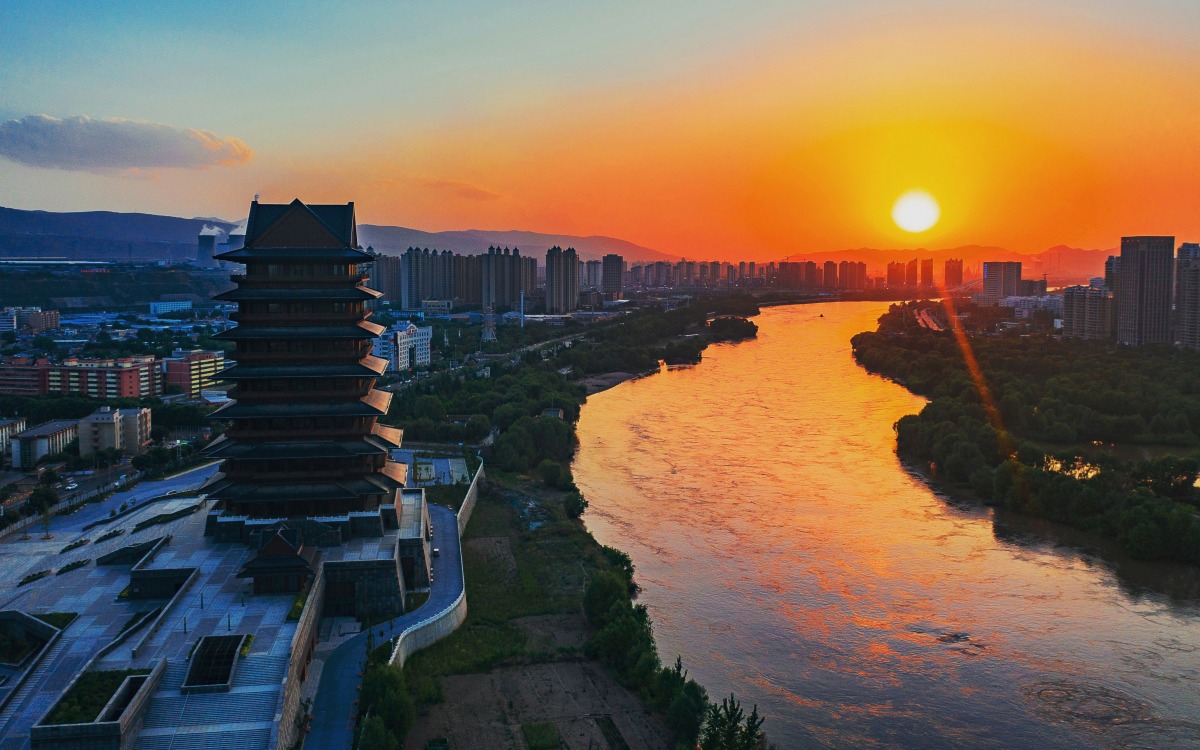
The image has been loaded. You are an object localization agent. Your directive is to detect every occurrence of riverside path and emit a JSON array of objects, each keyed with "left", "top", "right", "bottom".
[{"left": 307, "top": 502, "right": 464, "bottom": 748}]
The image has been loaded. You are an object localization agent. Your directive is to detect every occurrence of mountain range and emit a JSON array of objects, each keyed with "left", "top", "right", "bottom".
[
  {"left": 0, "top": 205, "right": 1110, "bottom": 282},
  {"left": 0, "top": 205, "right": 675, "bottom": 264}
]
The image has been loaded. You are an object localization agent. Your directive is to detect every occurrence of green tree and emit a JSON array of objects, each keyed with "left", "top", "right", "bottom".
[
  {"left": 700, "top": 694, "right": 767, "bottom": 750},
  {"left": 358, "top": 715, "right": 398, "bottom": 750}
]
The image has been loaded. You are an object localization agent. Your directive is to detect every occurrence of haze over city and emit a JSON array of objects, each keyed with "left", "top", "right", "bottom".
[{"left": 3, "top": 1, "right": 1200, "bottom": 259}]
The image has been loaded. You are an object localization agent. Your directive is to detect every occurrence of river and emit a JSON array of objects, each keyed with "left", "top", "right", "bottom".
[{"left": 572, "top": 301, "right": 1200, "bottom": 749}]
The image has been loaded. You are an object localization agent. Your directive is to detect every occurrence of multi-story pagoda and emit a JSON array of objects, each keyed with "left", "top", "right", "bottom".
[{"left": 203, "top": 199, "right": 406, "bottom": 522}]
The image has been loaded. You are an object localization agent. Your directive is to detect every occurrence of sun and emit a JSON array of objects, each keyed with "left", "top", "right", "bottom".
[{"left": 892, "top": 190, "right": 940, "bottom": 233}]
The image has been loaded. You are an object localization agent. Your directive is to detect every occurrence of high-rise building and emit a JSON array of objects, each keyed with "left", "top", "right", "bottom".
[
  {"left": 904, "top": 259, "right": 918, "bottom": 287},
  {"left": 1116, "top": 236, "right": 1174, "bottom": 346},
  {"left": 205, "top": 199, "right": 406, "bottom": 519},
  {"left": 982, "top": 261, "right": 1022, "bottom": 304},
  {"left": 545, "top": 246, "right": 580, "bottom": 313},
  {"left": 823, "top": 261, "right": 838, "bottom": 290},
  {"left": 887, "top": 261, "right": 906, "bottom": 288},
  {"left": 601, "top": 254, "right": 624, "bottom": 297},
  {"left": 944, "top": 258, "right": 964, "bottom": 289},
  {"left": 1104, "top": 256, "right": 1120, "bottom": 295},
  {"left": 1174, "top": 242, "right": 1200, "bottom": 351},
  {"left": 1062, "top": 284, "right": 1115, "bottom": 340},
  {"left": 371, "top": 253, "right": 404, "bottom": 305},
  {"left": 920, "top": 258, "right": 934, "bottom": 288},
  {"left": 584, "top": 260, "right": 602, "bottom": 289},
  {"left": 481, "top": 246, "right": 536, "bottom": 310}
]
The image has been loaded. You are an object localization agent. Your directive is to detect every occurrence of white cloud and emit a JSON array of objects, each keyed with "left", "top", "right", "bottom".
[{"left": 0, "top": 115, "right": 253, "bottom": 171}]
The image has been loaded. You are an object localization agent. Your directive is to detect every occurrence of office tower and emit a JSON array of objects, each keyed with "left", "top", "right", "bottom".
[
  {"left": 944, "top": 258, "right": 963, "bottom": 289},
  {"left": 545, "top": 246, "right": 580, "bottom": 313},
  {"left": 982, "top": 261, "right": 1022, "bottom": 304},
  {"left": 205, "top": 199, "right": 405, "bottom": 518},
  {"left": 1062, "top": 285, "right": 1115, "bottom": 340},
  {"left": 920, "top": 258, "right": 934, "bottom": 288},
  {"left": 1116, "top": 236, "right": 1174, "bottom": 346},
  {"left": 905, "top": 259, "right": 918, "bottom": 287},
  {"left": 602, "top": 254, "right": 624, "bottom": 296},
  {"left": 887, "top": 261, "right": 905, "bottom": 287},
  {"left": 1175, "top": 242, "right": 1200, "bottom": 350}
]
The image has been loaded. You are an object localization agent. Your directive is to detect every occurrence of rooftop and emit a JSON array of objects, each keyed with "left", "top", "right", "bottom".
[{"left": 15, "top": 419, "right": 78, "bottom": 438}]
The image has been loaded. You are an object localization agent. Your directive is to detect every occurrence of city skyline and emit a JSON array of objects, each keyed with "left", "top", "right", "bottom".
[{"left": 2, "top": 1, "right": 1200, "bottom": 260}]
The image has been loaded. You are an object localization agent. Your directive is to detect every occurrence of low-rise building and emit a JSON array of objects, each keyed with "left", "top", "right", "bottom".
[
  {"left": 11, "top": 420, "right": 78, "bottom": 469},
  {"left": 163, "top": 349, "right": 225, "bottom": 398},
  {"left": 0, "top": 417, "right": 28, "bottom": 467},
  {"left": 78, "top": 406, "right": 153, "bottom": 457},
  {"left": 394, "top": 323, "right": 433, "bottom": 370}
]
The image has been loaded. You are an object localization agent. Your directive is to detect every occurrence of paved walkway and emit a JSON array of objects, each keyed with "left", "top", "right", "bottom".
[
  {"left": 51, "top": 463, "right": 219, "bottom": 534},
  {"left": 306, "top": 503, "right": 464, "bottom": 749}
]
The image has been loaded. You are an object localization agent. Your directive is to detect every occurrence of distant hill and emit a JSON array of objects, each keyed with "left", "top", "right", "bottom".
[
  {"left": 0, "top": 205, "right": 676, "bottom": 264},
  {"left": 357, "top": 225, "right": 674, "bottom": 262}
]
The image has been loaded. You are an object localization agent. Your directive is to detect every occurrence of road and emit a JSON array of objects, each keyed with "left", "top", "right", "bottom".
[{"left": 307, "top": 502, "right": 464, "bottom": 749}]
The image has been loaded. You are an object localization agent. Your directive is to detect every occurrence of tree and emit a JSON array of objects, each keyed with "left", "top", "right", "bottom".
[
  {"left": 537, "top": 459, "right": 561, "bottom": 488},
  {"left": 700, "top": 694, "right": 767, "bottom": 750},
  {"left": 414, "top": 395, "right": 446, "bottom": 421},
  {"left": 563, "top": 492, "right": 588, "bottom": 519},
  {"left": 358, "top": 715, "right": 398, "bottom": 750}
]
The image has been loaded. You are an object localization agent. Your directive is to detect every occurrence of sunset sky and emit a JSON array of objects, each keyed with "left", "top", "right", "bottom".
[{"left": 2, "top": 0, "right": 1198, "bottom": 260}]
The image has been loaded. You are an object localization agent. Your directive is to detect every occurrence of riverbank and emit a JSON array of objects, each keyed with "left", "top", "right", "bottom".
[
  {"left": 579, "top": 369, "right": 654, "bottom": 396},
  {"left": 401, "top": 476, "right": 685, "bottom": 749}
]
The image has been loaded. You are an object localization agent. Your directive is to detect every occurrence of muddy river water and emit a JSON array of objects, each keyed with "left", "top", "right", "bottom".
[{"left": 573, "top": 301, "right": 1200, "bottom": 749}]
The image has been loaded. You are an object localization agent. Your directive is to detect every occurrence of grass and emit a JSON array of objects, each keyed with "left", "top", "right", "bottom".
[
  {"left": 34, "top": 612, "right": 78, "bottom": 630},
  {"left": 132, "top": 506, "right": 195, "bottom": 533},
  {"left": 424, "top": 484, "right": 467, "bottom": 510},
  {"left": 60, "top": 538, "right": 89, "bottom": 554},
  {"left": 286, "top": 587, "right": 309, "bottom": 621},
  {"left": 41, "top": 669, "right": 150, "bottom": 725},
  {"left": 521, "top": 722, "right": 564, "bottom": 749},
  {"left": 94, "top": 528, "right": 124, "bottom": 544},
  {"left": 56, "top": 559, "right": 91, "bottom": 575},
  {"left": 403, "top": 478, "right": 621, "bottom": 689},
  {"left": 20, "top": 570, "right": 50, "bottom": 586}
]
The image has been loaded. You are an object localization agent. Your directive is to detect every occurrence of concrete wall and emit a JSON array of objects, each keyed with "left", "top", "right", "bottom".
[
  {"left": 30, "top": 659, "right": 165, "bottom": 750},
  {"left": 272, "top": 565, "right": 325, "bottom": 750},
  {"left": 456, "top": 461, "right": 485, "bottom": 535},
  {"left": 387, "top": 586, "right": 467, "bottom": 670}
]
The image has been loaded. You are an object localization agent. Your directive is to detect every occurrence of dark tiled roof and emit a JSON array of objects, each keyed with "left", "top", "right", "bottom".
[
  {"left": 208, "top": 390, "right": 391, "bottom": 419},
  {"left": 214, "top": 246, "right": 371, "bottom": 262},
  {"left": 212, "top": 321, "right": 385, "bottom": 341},
  {"left": 214, "top": 286, "right": 381, "bottom": 301},
  {"left": 244, "top": 199, "right": 356, "bottom": 249},
  {"left": 204, "top": 435, "right": 395, "bottom": 460},
  {"left": 216, "top": 357, "right": 388, "bottom": 380}
]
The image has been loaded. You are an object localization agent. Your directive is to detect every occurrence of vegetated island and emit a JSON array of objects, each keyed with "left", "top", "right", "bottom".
[
  {"left": 852, "top": 301, "right": 1200, "bottom": 566},
  {"left": 359, "top": 296, "right": 770, "bottom": 750}
]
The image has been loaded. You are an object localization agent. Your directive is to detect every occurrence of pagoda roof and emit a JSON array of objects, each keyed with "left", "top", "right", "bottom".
[
  {"left": 215, "top": 246, "right": 371, "bottom": 262},
  {"left": 204, "top": 433, "right": 398, "bottom": 460},
  {"left": 205, "top": 472, "right": 404, "bottom": 503},
  {"left": 243, "top": 199, "right": 357, "bottom": 250},
  {"left": 213, "top": 320, "right": 385, "bottom": 341},
  {"left": 209, "top": 389, "right": 392, "bottom": 419},
  {"left": 217, "top": 356, "right": 388, "bottom": 380},
  {"left": 213, "top": 285, "right": 382, "bottom": 301}
]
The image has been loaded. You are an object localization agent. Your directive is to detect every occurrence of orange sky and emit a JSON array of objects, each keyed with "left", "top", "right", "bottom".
[{"left": 3, "top": 2, "right": 1199, "bottom": 261}]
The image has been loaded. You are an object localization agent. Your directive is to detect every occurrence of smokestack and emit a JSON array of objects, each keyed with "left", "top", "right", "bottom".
[{"left": 197, "top": 225, "right": 223, "bottom": 268}]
